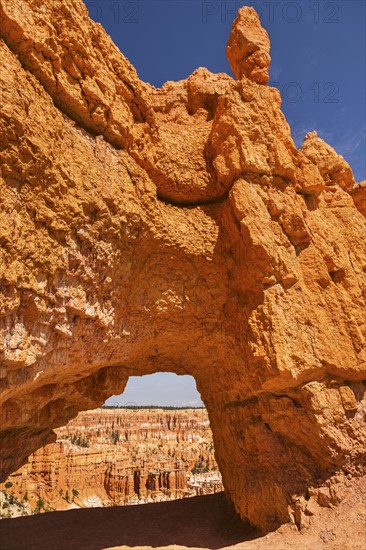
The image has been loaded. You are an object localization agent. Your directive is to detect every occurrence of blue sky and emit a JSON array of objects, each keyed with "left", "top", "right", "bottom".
[
  {"left": 90, "top": 1, "right": 365, "bottom": 406},
  {"left": 88, "top": 0, "right": 365, "bottom": 181}
]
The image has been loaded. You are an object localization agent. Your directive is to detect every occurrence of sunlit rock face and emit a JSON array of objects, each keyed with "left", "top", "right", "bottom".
[{"left": 0, "top": 0, "right": 365, "bottom": 531}]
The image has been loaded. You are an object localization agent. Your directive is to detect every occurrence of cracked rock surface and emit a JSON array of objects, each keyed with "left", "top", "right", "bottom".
[{"left": 0, "top": 1, "right": 365, "bottom": 531}]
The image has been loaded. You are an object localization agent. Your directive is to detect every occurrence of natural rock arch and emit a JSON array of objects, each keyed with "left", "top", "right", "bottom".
[{"left": 0, "top": 0, "right": 365, "bottom": 531}]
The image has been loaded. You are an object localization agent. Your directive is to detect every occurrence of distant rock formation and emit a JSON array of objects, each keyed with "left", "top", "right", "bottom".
[
  {"left": 1, "top": 409, "right": 222, "bottom": 515},
  {"left": 0, "top": 1, "right": 365, "bottom": 531}
]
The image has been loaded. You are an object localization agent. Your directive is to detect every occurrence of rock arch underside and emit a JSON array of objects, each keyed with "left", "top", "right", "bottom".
[{"left": 0, "top": 0, "right": 365, "bottom": 532}]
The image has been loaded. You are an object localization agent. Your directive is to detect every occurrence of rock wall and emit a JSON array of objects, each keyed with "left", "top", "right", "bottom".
[
  {"left": 1, "top": 408, "right": 221, "bottom": 514},
  {"left": 0, "top": 0, "right": 365, "bottom": 531}
]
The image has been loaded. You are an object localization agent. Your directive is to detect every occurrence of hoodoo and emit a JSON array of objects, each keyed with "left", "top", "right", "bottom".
[{"left": 0, "top": 0, "right": 365, "bottom": 531}]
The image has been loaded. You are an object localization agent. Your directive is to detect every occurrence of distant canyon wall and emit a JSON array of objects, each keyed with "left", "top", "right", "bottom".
[{"left": 1, "top": 409, "right": 222, "bottom": 515}]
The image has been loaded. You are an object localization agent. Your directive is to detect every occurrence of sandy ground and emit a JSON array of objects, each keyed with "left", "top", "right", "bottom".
[{"left": 0, "top": 478, "right": 365, "bottom": 550}]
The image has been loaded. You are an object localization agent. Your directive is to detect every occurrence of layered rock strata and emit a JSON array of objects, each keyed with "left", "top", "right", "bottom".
[
  {"left": 0, "top": 0, "right": 365, "bottom": 530},
  {"left": 1, "top": 408, "right": 221, "bottom": 515}
]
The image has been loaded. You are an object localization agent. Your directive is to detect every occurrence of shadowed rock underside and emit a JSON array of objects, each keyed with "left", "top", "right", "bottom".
[{"left": 0, "top": 0, "right": 365, "bottom": 531}]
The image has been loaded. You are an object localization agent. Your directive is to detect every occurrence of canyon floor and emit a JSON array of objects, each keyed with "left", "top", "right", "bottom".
[{"left": 1, "top": 477, "right": 365, "bottom": 550}]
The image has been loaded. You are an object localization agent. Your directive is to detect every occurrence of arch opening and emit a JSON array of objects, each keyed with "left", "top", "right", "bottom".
[{"left": 0, "top": 373, "right": 225, "bottom": 517}]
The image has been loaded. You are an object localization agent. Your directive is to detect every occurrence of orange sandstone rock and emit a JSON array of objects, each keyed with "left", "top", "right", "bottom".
[
  {"left": 227, "top": 7, "right": 271, "bottom": 84},
  {"left": 351, "top": 180, "right": 366, "bottom": 216},
  {"left": 0, "top": 0, "right": 365, "bottom": 532},
  {"left": 300, "top": 131, "right": 355, "bottom": 192}
]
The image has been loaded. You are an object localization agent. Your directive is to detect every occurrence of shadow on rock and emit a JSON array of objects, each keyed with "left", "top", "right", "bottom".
[{"left": 0, "top": 492, "right": 259, "bottom": 550}]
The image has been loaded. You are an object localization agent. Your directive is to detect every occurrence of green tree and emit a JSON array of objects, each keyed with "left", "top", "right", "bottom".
[
  {"left": 191, "top": 461, "right": 204, "bottom": 474},
  {"left": 111, "top": 430, "right": 120, "bottom": 445},
  {"left": 4, "top": 481, "right": 12, "bottom": 489}
]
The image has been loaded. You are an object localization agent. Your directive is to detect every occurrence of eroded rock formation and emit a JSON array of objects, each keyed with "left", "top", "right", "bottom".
[
  {"left": 1, "top": 408, "right": 222, "bottom": 515},
  {"left": 0, "top": 0, "right": 365, "bottom": 531}
]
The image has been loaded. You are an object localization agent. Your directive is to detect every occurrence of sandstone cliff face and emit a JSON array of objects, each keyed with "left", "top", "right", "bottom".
[
  {"left": 0, "top": 1, "right": 365, "bottom": 531},
  {"left": 1, "top": 408, "right": 221, "bottom": 515}
]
